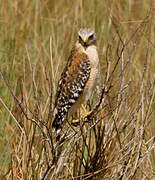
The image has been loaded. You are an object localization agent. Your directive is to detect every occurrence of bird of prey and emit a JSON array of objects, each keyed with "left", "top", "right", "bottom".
[{"left": 52, "top": 28, "right": 99, "bottom": 139}]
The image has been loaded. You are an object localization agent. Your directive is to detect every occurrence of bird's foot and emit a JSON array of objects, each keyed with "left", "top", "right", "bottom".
[
  {"left": 71, "top": 119, "right": 80, "bottom": 126},
  {"left": 71, "top": 105, "right": 90, "bottom": 126},
  {"left": 81, "top": 104, "right": 91, "bottom": 119}
]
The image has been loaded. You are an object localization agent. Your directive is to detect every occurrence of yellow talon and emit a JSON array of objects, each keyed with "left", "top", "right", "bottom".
[
  {"left": 71, "top": 119, "right": 80, "bottom": 126},
  {"left": 81, "top": 104, "right": 90, "bottom": 118},
  {"left": 71, "top": 104, "right": 90, "bottom": 126},
  {"left": 72, "top": 119, "right": 80, "bottom": 123}
]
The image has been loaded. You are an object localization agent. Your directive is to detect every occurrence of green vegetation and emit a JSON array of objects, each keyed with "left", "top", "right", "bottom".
[{"left": 0, "top": 0, "right": 155, "bottom": 179}]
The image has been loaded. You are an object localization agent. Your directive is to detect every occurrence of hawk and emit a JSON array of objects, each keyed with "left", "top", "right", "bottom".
[{"left": 52, "top": 28, "right": 99, "bottom": 139}]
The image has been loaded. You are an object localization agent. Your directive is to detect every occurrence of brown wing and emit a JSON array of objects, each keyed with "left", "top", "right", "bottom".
[{"left": 52, "top": 46, "right": 91, "bottom": 131}]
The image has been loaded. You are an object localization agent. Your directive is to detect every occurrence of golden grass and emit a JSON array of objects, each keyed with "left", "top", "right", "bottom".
[{"left": 0, "top": 0, "right": 155, "bottom": 179}]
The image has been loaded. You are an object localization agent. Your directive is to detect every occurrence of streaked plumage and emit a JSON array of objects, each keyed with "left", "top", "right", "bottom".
[{"left": 52, "top": 28, "right": 99, "bottom": 138}]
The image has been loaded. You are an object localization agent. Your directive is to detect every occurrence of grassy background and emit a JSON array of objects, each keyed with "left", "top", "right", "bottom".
[{"left": 0, "top": 0, "right": 155, "bottom": 179}]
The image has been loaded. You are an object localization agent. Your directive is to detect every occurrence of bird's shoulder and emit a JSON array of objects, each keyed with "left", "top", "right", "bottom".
[{"left": 66, "top": 43, "right": 89, "bottom": 68}]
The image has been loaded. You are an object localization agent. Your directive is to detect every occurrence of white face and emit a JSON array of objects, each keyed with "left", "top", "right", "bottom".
[{"left": 78, "top": 28, "right": 96, "bottom": 47}]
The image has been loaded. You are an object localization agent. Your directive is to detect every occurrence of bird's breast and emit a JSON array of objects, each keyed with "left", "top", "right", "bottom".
[
  {"left": 86, "top": 45, "right": 99, "bottom": 68},
  {"left": 83, "top": 45, "right": 99, "bottom": 102}
]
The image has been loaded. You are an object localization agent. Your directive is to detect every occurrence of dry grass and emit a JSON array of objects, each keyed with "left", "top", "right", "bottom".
[{"left": 0, "top": 0, "right": 155, "bottom": 179}]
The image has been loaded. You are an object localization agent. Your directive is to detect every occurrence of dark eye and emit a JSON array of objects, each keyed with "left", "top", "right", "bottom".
[
  {"left": 78, "top": 35, "right": 82, "bottom": 41},
  {"left": 89, "top": 34, "right": 94, "bottom": 40}
]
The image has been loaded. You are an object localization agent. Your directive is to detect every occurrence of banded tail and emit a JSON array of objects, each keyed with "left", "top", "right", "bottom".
[{"left": 52, "top": 113, "right": 64, "bottom": 142}]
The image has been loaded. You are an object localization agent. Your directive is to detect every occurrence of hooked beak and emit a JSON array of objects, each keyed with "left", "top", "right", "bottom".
[{"left": 82, "top": 37, "right": 88, "bottom": 43}]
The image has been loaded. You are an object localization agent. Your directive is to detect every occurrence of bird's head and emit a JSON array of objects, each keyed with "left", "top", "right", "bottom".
[{"left": 78, "top": 28, "right": 96, "bottom": 47}]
